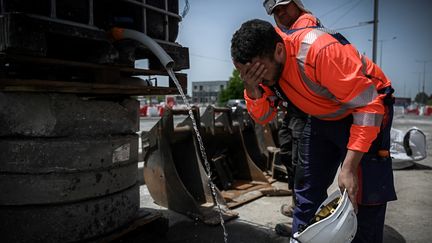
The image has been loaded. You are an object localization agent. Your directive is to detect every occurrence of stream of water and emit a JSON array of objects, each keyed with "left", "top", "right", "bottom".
[{"left": 167, "top": 68, "right": 229, "bottom": 243}]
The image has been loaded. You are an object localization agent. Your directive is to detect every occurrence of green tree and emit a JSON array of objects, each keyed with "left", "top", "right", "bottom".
[
  {"left": 427, "top": 94, "right": 432, "bottom": 106},
  {"left": 415, "top": 92, "right": 429, "bottom": 104},
  {"left": 218, "top": 69, "right": 244, "bottom": 105}
]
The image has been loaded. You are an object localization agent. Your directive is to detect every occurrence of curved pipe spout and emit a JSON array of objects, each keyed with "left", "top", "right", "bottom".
[{"left": 111, "top": 27, "right": 174, "bottom": 69}]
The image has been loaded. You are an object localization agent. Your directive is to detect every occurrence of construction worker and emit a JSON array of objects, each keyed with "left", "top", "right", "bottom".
[
  {"left": 262, "top": 0, "right": 322, "bottom": 236},
  {"left": 264, "top": 0, "right": 322, "bottom": 36},
  {"left": 231, "top": 19, "right": 397, "bottom": 243}
]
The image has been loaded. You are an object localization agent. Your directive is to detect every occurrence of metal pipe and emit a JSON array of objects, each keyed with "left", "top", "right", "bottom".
[
  {"left": 112, "top": 28, "right": 174, "bottom": 69},
  {"left": 164, "top": 0, "right": 169, "bottom": 41},
  {"left": 142, "top": 0, "right": 147, "bottom": 34},
  {"left": 89, "top": 0, "right": 94, "bottom": 26},
  {"left": 50, "top": 0, "right": 57, "bottom": 18},
  {"left": 27, "top": 14, "right": 100, "bottom": 30},
  {"left": 1, "top": 0, "right": 4, "bottom": 14}
]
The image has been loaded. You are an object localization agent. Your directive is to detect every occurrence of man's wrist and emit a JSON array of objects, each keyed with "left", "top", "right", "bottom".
[
  {"left": 245, "top": 85, "right": 262, "bottom": 99},
  {"left": 341, "top": 150, "right": 364, "bottom": 171}
]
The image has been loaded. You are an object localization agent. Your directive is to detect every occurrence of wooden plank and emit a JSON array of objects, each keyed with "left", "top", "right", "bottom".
[
  {"left": 225, "top": 190, "right": 265, "bottom": 209},
  {"left": 232, "top": 182, "right": 254, "bottom": 190},
  {"left": 220, "top": 180, "right": 275, "bottom": 209}
]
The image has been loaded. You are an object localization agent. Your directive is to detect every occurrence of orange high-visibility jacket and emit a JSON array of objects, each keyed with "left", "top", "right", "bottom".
[
  {"left": 275, "top": 12, "right": 320, "bottom": 38},
  {"left": 245, "top": 27, "right": 392, "bottom": 152}
]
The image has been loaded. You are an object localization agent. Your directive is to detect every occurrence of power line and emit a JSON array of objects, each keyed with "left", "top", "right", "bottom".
[
  {"left": 319, "top": 0, "right": 356, "bottom": 19},
  {"left": 334, "top": 20, "right": 374, "bottom": 31},
  {"left": 329, "top": 0, "right": 363, "bottom": 28},
  {"left": 190, "top": 53, "right": 232, "bottom": 63}
]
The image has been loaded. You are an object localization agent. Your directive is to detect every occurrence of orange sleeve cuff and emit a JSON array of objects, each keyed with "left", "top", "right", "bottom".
[
  {"left": 244, "top": 89, "right": 268, "bottom": 107},
  {"left": 347, "top": 140, "right": 372, "bottom": 153},
  {"left": 243, "top": 89, "right": 277, "bottom": 124},
  {"left": 347, "top": 125, "right": 381, "bottom": 152}
]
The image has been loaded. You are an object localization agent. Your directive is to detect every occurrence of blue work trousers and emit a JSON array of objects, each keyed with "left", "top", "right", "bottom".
[{"left": 292, "top": 103, "right": 396, "bottom": 242}]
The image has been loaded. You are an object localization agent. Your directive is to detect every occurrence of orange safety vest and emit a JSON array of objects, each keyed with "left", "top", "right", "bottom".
[
  {"left": 275, "top": 12, "right": 321, "bottom": 38},
  {"left": 245, "top": 27, "right": 392, "bottom": 152}
]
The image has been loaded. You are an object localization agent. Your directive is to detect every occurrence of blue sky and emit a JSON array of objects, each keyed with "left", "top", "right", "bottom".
[{"left": 176, "top": 0, "right": 432, "bottom": 99}]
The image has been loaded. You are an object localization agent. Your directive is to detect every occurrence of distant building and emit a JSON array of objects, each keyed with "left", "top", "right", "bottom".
[
  {"left": 395, "top": 97, "right": 411, "bottom": 107},
  {"left": 192, "top": 81, "right": 228, "bottom": 104}
]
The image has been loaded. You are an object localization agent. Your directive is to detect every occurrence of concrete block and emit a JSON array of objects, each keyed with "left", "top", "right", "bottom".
[
  {"left": 0, "top": 135, "right": 138, "bottom": 173},
  {"left": 0, "top": 162, "right": 138, "bottom": 205},
  {"left": 0, "top": 184, "right": 139, "bottom": 243},
  {"left": 0, "top": 92, "right": 139, "bottom": 137}
]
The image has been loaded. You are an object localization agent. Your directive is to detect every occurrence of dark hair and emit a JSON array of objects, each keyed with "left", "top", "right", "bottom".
[{"left": 231, "top": 19, "right": 283, "bottom": 64}]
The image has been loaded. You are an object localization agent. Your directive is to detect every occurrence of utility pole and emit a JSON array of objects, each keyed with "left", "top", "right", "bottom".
[
  {"left": 412, "top": 71, "right": 422, "bottom": 93},
  {"left": 417, "top": 72, "right": 421, "bottom": 94},
  {"left": 378, "top": 37, "right": 396, "bottom": 68},
  {"left": 368, "top": 36, "right": 396, "bottom": 69},
  {"left": 372, "top": 0, "right": 379, "bottom": 63},
  {"left": 416, "top": 60, "right": 432, "bottom": 94}
]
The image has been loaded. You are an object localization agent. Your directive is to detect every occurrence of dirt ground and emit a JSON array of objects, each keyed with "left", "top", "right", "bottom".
[{"left": 130, "top": 114, "right": 432, "bottom": 243}]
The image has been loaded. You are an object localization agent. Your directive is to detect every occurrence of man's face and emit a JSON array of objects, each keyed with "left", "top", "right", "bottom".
[
  {"left": 251, "top": 56, "right": 284, "bottom": 87},
  {"left": 273, "top": 2, "right": 301, "bottom": 29}
]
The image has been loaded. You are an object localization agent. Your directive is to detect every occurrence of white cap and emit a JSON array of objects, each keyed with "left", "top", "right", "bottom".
[{"left": 263, "top": 0, "right": 311, "bottom": 15}]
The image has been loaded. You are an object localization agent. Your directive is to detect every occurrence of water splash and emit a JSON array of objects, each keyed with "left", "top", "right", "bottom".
[{"left": 167, "top": 68, "right": 228, "bottom": 243}]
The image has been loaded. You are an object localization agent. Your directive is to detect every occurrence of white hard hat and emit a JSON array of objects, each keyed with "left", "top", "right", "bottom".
[
  {"left": 263, "top": 0, "right": 311, "bottom": 15},
  {"left": 292, "top": 190, "right": 357, "bottom": 243}
]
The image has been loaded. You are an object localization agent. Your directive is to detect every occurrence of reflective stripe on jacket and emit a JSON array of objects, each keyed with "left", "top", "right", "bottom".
[
  {"left": 245, "top": 27, "right": 392, "bottom": 152},
  {"left": 255, "top": 13, "right": 322, "bottom": 113}
]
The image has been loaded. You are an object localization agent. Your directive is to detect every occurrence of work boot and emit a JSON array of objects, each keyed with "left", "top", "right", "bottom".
[
  {"left": 275, "top": 222, "right": 292, "bottom": 237},
  {"left": 280, "top": 203, "right": 294, "bottom": 217}
]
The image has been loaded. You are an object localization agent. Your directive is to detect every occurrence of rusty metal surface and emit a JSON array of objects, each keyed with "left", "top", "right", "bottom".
[
  {"left": 199, "top": 106, "right": 276, "bottom": 209},
  {"left": 233, "top": 108, "right": 269, "bottom": 171},
  {"left": 142, "top": 105, "right": 283, "bottom": 224},
  {"left": 143, "top": 108, "right": 237, "bottom": 224},
  {"left": 200, "top": 106, "right": 269, "bottom": 184}
]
